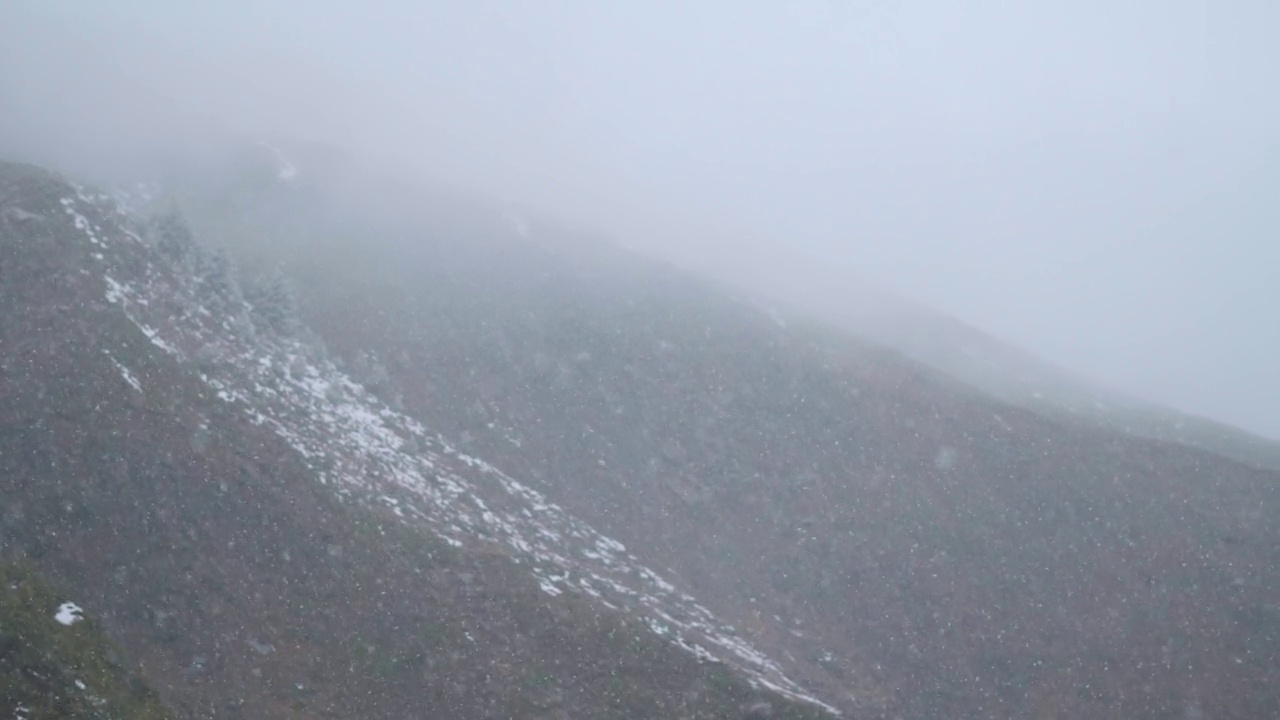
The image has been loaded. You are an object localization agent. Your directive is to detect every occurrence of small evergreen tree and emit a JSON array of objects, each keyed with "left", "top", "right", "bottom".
[
  {"left": 152, "top": 206, "right": 197, "bottom": 270},
  {"left": 351, "top": 349, "right": 391, "bottom": 392},
  {"left": 196, "top": 249, "right": 249, "bottom": 320},
  {"left": 245, "top": 267, "right": 300, "bottom": 336}
]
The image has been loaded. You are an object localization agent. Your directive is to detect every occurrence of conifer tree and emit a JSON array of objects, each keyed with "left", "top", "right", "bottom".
[
  {"left": 246, "top": 267, "right": 300, "bottom": 336},
  {"left": 152, "top": 206, "right": 197, "bottom": 269}
]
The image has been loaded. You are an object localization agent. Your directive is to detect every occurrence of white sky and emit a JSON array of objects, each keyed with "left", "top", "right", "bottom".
[{"left": 3, "top": 1, "right": 1278, "bottom": 437}]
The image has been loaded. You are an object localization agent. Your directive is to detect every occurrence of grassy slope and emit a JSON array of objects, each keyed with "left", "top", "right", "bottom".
[{"left": 0, "top": 561, "right": 171, "bottom": 720}]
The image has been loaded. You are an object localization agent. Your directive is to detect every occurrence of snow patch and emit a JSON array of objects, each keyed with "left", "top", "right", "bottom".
[
  {"left": 260, "top": 142, "right": 298, "bottom": 181},
  {"left": 70, "top": 184, "right": 842, "bottom": 714},
  {"left": 110, "top": 357, "right": 143, "bottom": 393},
  {"left": 55, "top": 602, "right": 83, "bottom": 625},
  {"left": 103, "top": 276, "right": 128, "bottom": 304},
  {"left": 2, "top": 206, "right": 43, "bottom": 222},
  {"left": 505, "top": 211, "right": 530, "bottom": 238}
]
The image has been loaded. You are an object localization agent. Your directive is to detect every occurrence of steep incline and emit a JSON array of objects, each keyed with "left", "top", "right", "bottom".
[
  {"left": 1, "top": 561, "right": 171, "bottom": 720},
  {"left": 822, "top": 298, "right": 1280, "bottom": 472},
  {"left": 1, "top": 161, "right": 837, "bottom": 717},
  {"left": 169, "top": 144, "right": 1280, "bottom": 719}
]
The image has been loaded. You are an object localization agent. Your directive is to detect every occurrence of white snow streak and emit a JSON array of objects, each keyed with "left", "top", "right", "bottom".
[
  {"left": 71, "top": 183, "right": 841, "bottom": 715},
  {"left": 110, "top": 357, "right": 143, "bottom": 393}
]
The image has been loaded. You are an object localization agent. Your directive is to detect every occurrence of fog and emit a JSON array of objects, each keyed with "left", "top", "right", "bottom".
[{"left": 3, "top": 1, "right": 1278, "bottom": 438}]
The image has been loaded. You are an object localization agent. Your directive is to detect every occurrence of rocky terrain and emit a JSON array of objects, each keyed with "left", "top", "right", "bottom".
[
  {"left": 2, "top": 148, "right": 1277, "bottom": 719},
  {"left": 0, "top": 560, "right": 170, "bottom": 720},
  {"left": 1, "top": 160, "right": 832, "bottom": 718}
]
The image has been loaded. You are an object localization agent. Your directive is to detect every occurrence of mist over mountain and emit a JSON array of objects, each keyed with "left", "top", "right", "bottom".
[
  {"left": 3, "top": 0, "right": 1278, "bottom": 438},
  {"left": 2, "top": 3, "right": 1279, "bottom": 719},
  {"left": 2, "top": 129, "right": 1277, "bottom": 717}
]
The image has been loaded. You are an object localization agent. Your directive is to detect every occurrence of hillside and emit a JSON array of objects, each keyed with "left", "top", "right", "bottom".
[
  {"left": 693, "top": 252, "right": 1280, "bottom": 473},
  {"left": 3, "top": 6, "right": 1276, "bottom": 718},
  {"left": 821, "top": 297, "right": 1280, "bottom": 472},
  {"left": 152, "top": 142, "right": 1278, "bottom": 719},
  {"left": 0, "top": 160, "right": 834, "bottom": 718},
  {"left": 4, "top": 146, "right": 1278, "bottom": 718},
  {"left": 1, "top": 560, "right": 170, "bottom": 720}
]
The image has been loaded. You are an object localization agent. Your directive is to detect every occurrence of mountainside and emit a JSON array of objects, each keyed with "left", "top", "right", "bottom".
[
  {"left": 154, "top": 143, "right": 1278, "bottom": 719},
  {"left": 704, "top": 255, "right": 1280, "bottom": 473},
  {"left": 1, "top": 160, "right": 834, "bottom": 718},
  {"left": 822, "top": 298, "right": 1280, "bottom": 473},
  {"left": 1, "top": 560, "right": 171, "bottom": 720},
  {"left": 3, "top": 148, "right": 1278, "bottom": 719}
]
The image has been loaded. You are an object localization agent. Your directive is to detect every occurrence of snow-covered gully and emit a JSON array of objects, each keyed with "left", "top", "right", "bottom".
[{"left": 64, "top": 188, "right": 841, "bottom": 715}]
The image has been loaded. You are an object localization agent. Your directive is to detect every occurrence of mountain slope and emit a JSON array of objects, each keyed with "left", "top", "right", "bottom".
[
  {"left": 788, "top": 288, "right": 1280, "bottom": 472},
  {"left": 163, "top": 142, "right": 1280, "bottom": 719},
  {"left": 1, "top": 560, "right": 171, "bottom": 720},
  {"left": 0, "top": 160, "right": 836, "bottom": 718}
]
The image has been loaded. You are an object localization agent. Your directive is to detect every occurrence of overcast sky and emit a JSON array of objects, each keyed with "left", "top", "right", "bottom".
[{"left": 3, "top": 1, "right": 1278, "bottom": 437}]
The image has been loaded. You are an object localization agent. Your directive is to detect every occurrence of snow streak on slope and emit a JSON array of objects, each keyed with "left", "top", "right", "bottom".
[
  {"left": 56, "top": 189, "right": 841, "bottom": 714},
  {"left": 259, "top": 142, "right": 298, "bottom": 181}
]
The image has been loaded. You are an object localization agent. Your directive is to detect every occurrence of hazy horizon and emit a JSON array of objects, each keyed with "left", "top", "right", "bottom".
[{"left": 3, "top": 1, "right": 1277, "bottom": 438}]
